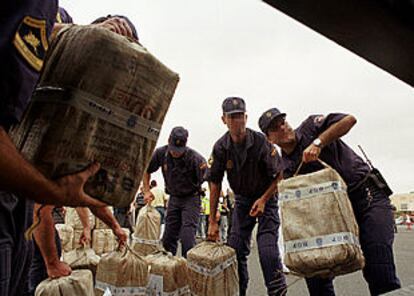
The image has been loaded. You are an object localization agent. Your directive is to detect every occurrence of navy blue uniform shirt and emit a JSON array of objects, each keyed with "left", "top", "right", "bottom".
[
  {"left": 282, "top": 113, "right": 370, "bottom": 190},
  {"left": 0, "top": 0, "right": 58, "bottom": 129},
  {"left": 146, "top": 146, "right": 207, "bottom": 197},
  {"left": 208, "top": 128, "right": 282, "bottom": 200}
]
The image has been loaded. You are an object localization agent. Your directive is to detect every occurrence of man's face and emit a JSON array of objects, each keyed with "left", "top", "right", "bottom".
[
  {"left": 266, "top": 116, "right": 295, "bottom": 146},
  {"left": 222, "top": 112, "right": 247, "bottom": 137},
  {"left": 169, "top": 150, "right": 185, "bottom": 158}
]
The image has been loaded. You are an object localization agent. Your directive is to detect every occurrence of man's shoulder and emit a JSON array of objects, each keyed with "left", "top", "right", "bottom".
[
  {"left": 212, "top": 132, "right": 230, "bottom": 151},
  {"left": 186, "top": 147, "right": 206, "bottom": 162},
  {"left": 154, "top": 145, "right": 168, "bottom": 156}
]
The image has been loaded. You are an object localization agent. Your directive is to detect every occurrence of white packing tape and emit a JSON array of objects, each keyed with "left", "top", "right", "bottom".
[
  {"left": 95, "top": 281, "right": 147, "bottom": 295},
  {"left": 284, "top": 232, "right": 360, "bottom": 253},
  {"left": 187, "top": 255, "right": 237, "bottom": 277},
  {"left": 132, "top": 234, "right": 160, "bottom": 246},
  {"left": 279, "top": 181, "right": 345, "bottom": 203}
]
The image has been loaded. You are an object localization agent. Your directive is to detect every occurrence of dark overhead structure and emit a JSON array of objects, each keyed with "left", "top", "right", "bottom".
[{"left": 263, "top": 0, "right": 414, "bottom": 87}]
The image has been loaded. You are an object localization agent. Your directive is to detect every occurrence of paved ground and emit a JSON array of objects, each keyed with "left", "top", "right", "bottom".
[{"left": 247, "top": 225, "right": 414, "bottom": 296}]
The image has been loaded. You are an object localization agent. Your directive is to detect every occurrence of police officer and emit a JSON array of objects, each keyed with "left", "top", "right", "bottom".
[
  {"left": 207, "top": 97, "right": 287, "bottom": 296},
  {"left": 0, "top": 3, "right": 108, "bottom": 295},
  {"left": 143, "top": 127, "right": 207, "bottom": 257},
  {"left": 26, "top": 12, "right": 137, "bottom": 294},
  {"left": 259, "top": 108, "right": 401, "bottom": 296}
]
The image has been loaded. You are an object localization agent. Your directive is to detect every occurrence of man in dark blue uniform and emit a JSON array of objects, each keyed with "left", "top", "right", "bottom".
[
  {"left": 207, "top": 97, "right": 287, "bottom": 296},
  {"left": 0, "top": 3, "right": 136, "bottom": 295},
  {"left": 143, "top": 127, "right": 207, "bottom": 257},
  {"left": 259, "top": 108, "right": 401, "bottom": 296}
]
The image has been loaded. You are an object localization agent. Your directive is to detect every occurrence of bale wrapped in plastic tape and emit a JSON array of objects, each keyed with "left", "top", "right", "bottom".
[
  {"left": 72, "top": 229, "right": 91, "bottom": 250},
  {"left": 64, "top": 207, "right": 95, "bottom": 230},
  {"left": 10, "top": 24, "right": 180, "bottom": 208},
  {"left": 35, "top": 269, "right": 94, "bottom": 296},
  {"left": 278, "top": 160, "right": 365, "bottom": 278},
  {"left": 62, "top": 246, "right": 100, "bottom": 276},
  {"left": 95, "top": 207, "right": 113, "bottom": 229},
  {"left": 145, "top": 250, "right": 190, "bottom": 295},
  {"left": 55, "top": 224, "right": 74, "bottom": 252},
  {"left": 187, "top": 241, "right": 239, "bottom": 296},
  {"left": 132, "top": 205, "right": 161, "bottom": 256},
  {"left": 95, "top": 247, "right": 149, "bottom": 296},
  {"left": 93, "top": 228, "right": 130, "bottom": 255}
]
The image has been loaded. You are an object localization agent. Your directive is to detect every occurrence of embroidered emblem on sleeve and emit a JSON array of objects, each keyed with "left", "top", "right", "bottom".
[{"left": 13, "top": 16, "right": 49, "bottom": 72}]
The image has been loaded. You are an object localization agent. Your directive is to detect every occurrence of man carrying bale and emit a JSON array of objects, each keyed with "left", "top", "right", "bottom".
[
  {"left": 26, "top": 12, "right": 138, "bottom": 294},
  {"left": 143, "top": 126, "right": 207, "bottom": 257},
  {"left": 258, "top": 108, "right": 401, "bottom": 296},
  {"left": 0, "top": 2, "right": 129, "bottom": 295},
  {"left": 207, "top": 97, "right": 287, "bottom": 296}
]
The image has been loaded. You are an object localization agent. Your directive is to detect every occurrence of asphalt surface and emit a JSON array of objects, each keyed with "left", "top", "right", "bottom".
[{"left": 246, "top": 225, "right": 414, "bottom": 296}]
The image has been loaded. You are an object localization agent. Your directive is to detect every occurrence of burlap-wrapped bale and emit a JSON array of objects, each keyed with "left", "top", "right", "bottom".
[
  {"left": 132, "top": 205, "right": 161, "bottom": 256},
  {"left": 95, "top": 206, "right": 113, "bottom": 229},
  {"left": 35, "top": 269, "right": 93, "bottom": 296},
  {"left": 145, "top": 251, "right": 190, "bottom": 295},
  {"left": 62, "top": 247, "right": 100, "bottom": 276},
  {"left": 72, "top": 229, "right": 91, "bottom": 250},
  {"left": 278, "top": 160, "right": 365, "bottom": 277},
  {"left": 187, "top": 242, "right": 239, "bottom": 296},
  {"left": 92, "top": 228, "right": 130, "bottom": 255},
  {"left": 64, "top": 207, "right": 95, "bottom": 230},
  {"left": 95, "top": 248, "right": 149, "bottom": 296},
  {"left": 92, "top": 229, "right": 117, "bottom": 256},
  {"left": 10, "top": 25, "right": 179, "bottom": 208},
  {"left": 55, "top": 224, "right": 74, "bottom": 252}
]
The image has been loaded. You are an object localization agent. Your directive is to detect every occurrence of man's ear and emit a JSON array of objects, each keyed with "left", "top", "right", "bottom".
[{"left": 221, "top": 114, "right": 227, "bottom": 125}]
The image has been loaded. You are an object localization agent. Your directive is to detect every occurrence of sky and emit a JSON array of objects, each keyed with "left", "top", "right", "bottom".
[{"left": 60, "top": 0, "right": 414, "bottom": 194}]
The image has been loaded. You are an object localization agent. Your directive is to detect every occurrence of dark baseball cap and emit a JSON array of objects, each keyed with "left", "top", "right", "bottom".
[
  {"left": 168, "top": 126, "right": 188, "bottom": 154},
  {"left": 222, "top": 97, "right": 246, "bottom": 115},
  {"left": 258, "top": 108, "right": 286, "bottom": 133}
]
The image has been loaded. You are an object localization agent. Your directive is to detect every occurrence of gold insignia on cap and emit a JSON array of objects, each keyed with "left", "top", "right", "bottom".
[
  {"left": 232, "top": 99, "right": 239, "bottom": 106},
  {"left": 266, "top": 112, "right": 272, "bottom": 118},
  {"left": 314, "top": 115, "right": 325, "bottom": 124},
  {"left": 271, "top": 147, "right": 277, "bottom": 157},
  {"left": 226, "top": 160, "right": 233, "bottom": 170},
  {"left": 176, "top": 139, "right": 181, "bottom": 145},
  {"left": 207, "top": 156, "right": 214, "bottom": 168}
]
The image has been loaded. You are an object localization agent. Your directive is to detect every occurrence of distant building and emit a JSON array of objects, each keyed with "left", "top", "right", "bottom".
[{"left": 391, "top": 193, "right": 414, "bottom": 212}]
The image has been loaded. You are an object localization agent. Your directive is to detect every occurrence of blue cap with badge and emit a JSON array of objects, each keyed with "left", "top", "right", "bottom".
[
  {"left": 222, "top": 97, "right": 246, "bottom": 114},
  {"left": 168, "top": 126, "right": 188, "bottom": 154}
]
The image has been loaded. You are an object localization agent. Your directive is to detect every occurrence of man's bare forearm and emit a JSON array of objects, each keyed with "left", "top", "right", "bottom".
[
  {"left": 318, "top": 115, "right": 356, "bottom": 147},
  {"left": 0, "top": 128, "right": 61, "bottom": 204},
  {"left": 209, "top": 182, "right": 221, "bottom": 223},
  {"left": 89, "top": 206, "right": 120, "bottom": 230},
  {"left": 142, "top": 172, "right": 151, "bottom": 192},
  {"left": 33, "top": 204, "right": 60, "bottom": 266},
  {"left": 261, "top": 174, "right": 281, "bottom": 202},
  {"left": 75, "top": 207, "right": 91, "bottom": 229}
]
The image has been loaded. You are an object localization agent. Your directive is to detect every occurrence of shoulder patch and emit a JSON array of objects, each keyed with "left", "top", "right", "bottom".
[
  {"left": 226, "top": 160, "right": 233, "bottom": 170},
  {"left": 271, "top": 147, "right": 277, "bottom": 157},
  {"left": 314, "top": 115, "right": 325, "bottom": 124},
  {"left": 13, "top": 16, "right": 49, "bottom": 72}
]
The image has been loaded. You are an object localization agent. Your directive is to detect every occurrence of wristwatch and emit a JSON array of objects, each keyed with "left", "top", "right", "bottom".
[{"left": 313, "top": 138, "right": 323, "bottom": 148}]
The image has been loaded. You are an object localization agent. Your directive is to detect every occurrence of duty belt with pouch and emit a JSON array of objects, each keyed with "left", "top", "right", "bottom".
[
  {"left": 353, "top": 145, "right": 393, "bottom": 196},
  {"left": 349, "top": 169, "right": 393, "bottom": 196}
]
